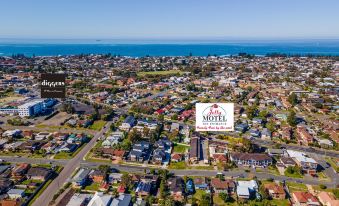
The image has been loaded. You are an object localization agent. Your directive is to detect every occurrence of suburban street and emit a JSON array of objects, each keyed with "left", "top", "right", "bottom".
[
  {"left": 29, "top": 121, "right": 112, "bottom": 206},
  {"left": 1, "top": 125, "right": 98, "bottom": 136},
  {"left": 2, "top": 151, "right": 338, "bottom": 190}
]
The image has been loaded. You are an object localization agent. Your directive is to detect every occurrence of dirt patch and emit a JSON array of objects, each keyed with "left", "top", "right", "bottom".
[{"left": 42, "top": 112, "right": 72, "bottom": 126}]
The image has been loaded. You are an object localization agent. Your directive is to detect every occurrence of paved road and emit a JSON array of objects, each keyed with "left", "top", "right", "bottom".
[
  {"left": 2, "top": 154, "right": 337, "bottom": 189},
  {"left": 30, "top": 121, "right": 112, "bottom": 206},
  {"left": 251, "top": 139, "right": 339, "bottom": 158},
  {"left": 2, "top": 125, "right": 97, "bottom": 136}
]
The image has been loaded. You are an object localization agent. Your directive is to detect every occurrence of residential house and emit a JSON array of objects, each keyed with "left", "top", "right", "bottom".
[
  {"left": 72, "top": 168, "right": 91, "bottom": 187},
  {"left": 129, "top": 141, "right": 150, "bottom": 162},
  {"left": 26, "top": 167, "right": 51, "bottom": 181},
  {"left": 281, "top": 126, "right": 292, "bottom": 140},
  {"left": 285, "top": 150, "right": 318, "bottom": 175},
  {"left": 2, "top": 129, "right": 22, "bottom": 139},
  {"left": 193, "top": 177, "right": 209, "bottom": 191},
  {"left": 58, "top": 143, "right": 78, "bottom": 153},
  {"left": 212, "top": 154, "right": 228, "bottom": 163},
  {"left": 230, "top": 153, "right": 272, "bottom": 168},
  {"left": 210, "top": 178, "right": 236, "bottom": 194},
  {"left": 87, "top": 192, "right": 112, "bottom": 206},
  {"left": 292, "top": 192, "right": 320, "bottom": 206},
  {"left": 296, "top": 126, "right": 314, "bottom": 146},
  {"left": 317, "top": 191, "right": 339, "bottom": 206},
  {"left": 189, "top": 136, "right": 200, "bottom": 163},
  {"left": 7, "top": 189, "right": 25, "bottom": 199},
  {"left": 171, "top": 153, "right": 183, "bottom": 162},
  {"left": 152, "top": 148, "right": 166, "bottom": 164},
  {"left": 111, "top": 194, "right": 132, "bottom": 206},
  {"left": 108, "top": 173, "right": 123, "bottom": 184},
  {"left": 90, "top": 170, "right": 106, "bottom": 183},
  {"left": 170, "top": 123, "right": 180, "bottom": 132},
  {"left": 135, "top": 182, "right": 151, "bottom": 196},
  {"left": 261, "top": 128, "right": 272, "bottom": 140},
  {"left": 97, "top": 148, "right": 126, "bottom": 161},
  {"left": 168, "top": 177, "right": 184, "bottom": 201},
  {"left": 11, "top": 163, "right": 30, "bottom": 180},
  {"left": 250, "top": 129, "right": 261, "bottom": 137},
  {"left": 0, "top": 199, "right": 22, "bottom": 206},
  {"left": 266, "top": 148, "right": 283, "bottom": 156},
  {"left": 236, "top": 180, "right": 258, "bottom": 199},
  {"left": 276, "top": 156, "right": 297, "bottom": 174},
  {"left": 0, "top": 179, "right": 13, "bottom": 194},
  {"left": 119, "top": 116, "right": 136, "bottom": 131},
  {"left": 235, "top": 123, "right": 248, "bottom": 133},
  {"left": 263, "top": 183, "right": 285, "bottom": 199},
  {"left": 66, "top": 193, "right": 92, "bottom": 206}
]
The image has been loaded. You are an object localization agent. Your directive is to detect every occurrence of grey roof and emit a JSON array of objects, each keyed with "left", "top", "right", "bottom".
[
  {"left": 110, "top": 194, "right": 132, "bottom": 206},
  {"left": 73, "top": 168, "right": 91, "bottom": 182},
  {"left": 0, "top": 165, "right": 10, "bottom": 174},
  {"left": 124, "top": 116, "right": 135, "bottom": 125}
]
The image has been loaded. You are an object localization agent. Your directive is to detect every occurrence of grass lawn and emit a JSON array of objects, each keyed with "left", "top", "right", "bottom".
[
  {"left": 168, "top": 161, "right": 186, "bottom": 169},
  {"left": 34, "top": 164, "right": 52, "bottom": 169},
  {"left": 54, "top": 152, "right": 73, "bottom": 159},
  {"left": 137, "top": 70, "right": 184, "bottom": 77},
  {"left": 244, "top": 199, "right": 290, "bottom": 206},
  {"left": 89, "top": 120, "right": 106, "bottom": 130},
  {"left": 312, "top": 185, "right": 332, "bottom": 192},
  {"left": 317, "top": 172, "right": 329, "bottom": 180},
  {"left": 268, "top": 199, "right": 290, "bottom": 206},
  {"left": 325, "top": 157, "right": 339, "bottom": 173},
  {"left": 189, "top": 165, "right": 214, "bottom": 170},
  {"left": 29, "top": 153, "right": 48, "bottom": 158},
  {"left": 192, "top": 189, "right": 206, "bottom": 201},
  {"left": 287, "top": 182, "right": 307, "bottom": 192},
  {"left": 84, "top": 182, "right": 100, "bottom": 191},
  {"left": 27, "top": 178, "right": 53, "bottom": 206},
  {"left": 173, "top": 144, "right": 189, "bottom": 153},
  {"left": 168, "top": 162, "right": 214, "bottom": 170},
  {"left": 0, "top": 152, "right": 27, "bottom": 157},
  {"left": 86, "top": 157, "right": 112, "bottom": 164},
  {"left": 213, "top": 195, "right": 226, "bottom": 206},
  {"left": 284, "top": 170, "right": 303, "bottom": 178},
  {"left": 21, "top": 179, "right": 43, "bottom": 185}
]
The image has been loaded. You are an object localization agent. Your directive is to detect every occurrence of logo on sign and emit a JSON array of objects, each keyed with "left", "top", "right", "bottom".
[
  {"left": 196, "top": 103, "right": 234, "bottom": 131},
  {"left": 40, "top": 73, "right": 66, "bottom": 98}
]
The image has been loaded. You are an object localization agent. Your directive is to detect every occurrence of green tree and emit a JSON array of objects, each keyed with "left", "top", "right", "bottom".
[
  {"left": 219, "top": 192, "right": 230, "bottom": 202},
  {"left": 159, "top": 179, "right": 168, "bottom": 199},
  {"left": 211, "top": 81, "right": 219, "bottom": 88},
  {"left": 200, "top": 194, "right": 211, "bottom": 206},
  {"left": 288, "top": 93, "right": 298, "bottom": 106},
  {"left": 259, "top": 185, "right": 270, "bottom": 200},
  {"left": 333, "top": 189, "right": 339, "bottom": 199},
  {"left": 259, "top": 110, "right": 269, "bottom": 119},
  {"left": 128, "top": 128, "right": 141, "bottom": 143},
  {"left": 287, "top": 110, "right": 297, "bottom": 127},
  {"left": 121, "top": 173, "right": 132, "bottom": 188},
  {"left": 121, "top": 139, "right": 132, "bottom": 150},
  {"left": 171, "top": 114, "right": 178, "bottom": 120},
  {"left": 266, "top": 120, "right": 276, "bottom": 132},
  {"left": 98, "top": 165, "right": 110, "bottom": 173},
  {"left": 158, "top": 114, "right": 165, "bottom": 122},
  {"left": 246, "top": 106, "right": 257, "bottom": 119},
  {"left": 143, "top": 127, "right": 150, "bottom": 137}
]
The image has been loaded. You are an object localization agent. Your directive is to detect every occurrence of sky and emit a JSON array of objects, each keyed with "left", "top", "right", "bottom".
[{"left": 0, "top": 0, "right": 339, "bottom": 39}]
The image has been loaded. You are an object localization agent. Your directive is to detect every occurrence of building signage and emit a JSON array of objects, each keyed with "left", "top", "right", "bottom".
[
  {"left": 196, "top": 103, "right": 234, "bottom": 131},
  {"left": 40, "top": 73, "right": 66, "bottom": 98}
]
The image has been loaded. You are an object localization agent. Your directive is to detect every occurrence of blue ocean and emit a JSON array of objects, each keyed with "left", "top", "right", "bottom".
[{"left": 0, "top": 39, "right": 339, "bottom": 57}]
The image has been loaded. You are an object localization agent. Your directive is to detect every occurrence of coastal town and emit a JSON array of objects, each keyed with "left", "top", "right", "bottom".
[{"left": 0, "top": 54, "right": 338, "bottom": 206}]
